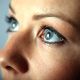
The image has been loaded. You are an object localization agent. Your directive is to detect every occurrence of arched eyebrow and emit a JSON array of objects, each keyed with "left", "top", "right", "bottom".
[
  {"left": 9, "top": 4, "right": 78, "bottom": 29},
  {"left": 33, "top": 13, "right": 77, "bottom": 29},
  {"left": 9, "top": 4, "right": 15, "bottom": 14}
]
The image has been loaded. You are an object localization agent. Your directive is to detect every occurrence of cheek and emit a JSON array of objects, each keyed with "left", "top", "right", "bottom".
[
  {"left": 32, "top": 39, "right": 79, "bottom": 80},
  {"left": 31, "top": 51, "right": 75, "bottom": 80}
]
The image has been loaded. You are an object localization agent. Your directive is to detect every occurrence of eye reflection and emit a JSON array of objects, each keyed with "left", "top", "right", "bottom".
[
  {"left": 39, "top": 26, "right": 66, "bottom": 44},
  {"left": 6, "top": 16, "right": 19, "bottom": 32}
]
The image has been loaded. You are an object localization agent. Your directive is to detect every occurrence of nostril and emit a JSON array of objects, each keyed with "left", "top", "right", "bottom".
[
  {"left": 0, "top": 58, "right": 18, "bottom": 74},
  {"left": 5, "top": 66, "right": 13, "bottom": 71},
  {"left": 0, "top": 52, "right": 29, "bottom": 74},
  {"left": 10, "top": 53, "right": 29, "bottom": 73},
  {"left": 5, "top": 65, "right": 18, "bottom": 74},
  {"left": 0, "top": 58, "right": 14, "bottom": 71}
]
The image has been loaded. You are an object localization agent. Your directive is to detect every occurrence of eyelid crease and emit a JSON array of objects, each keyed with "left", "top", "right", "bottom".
[
  {"left": 5, "top": 16, "right": 17, "bottom": 24},
  {"left": 38, "top": 25, "right": 66, "bottom": 41},
  {"left": 33, "top": 13, "right": 77, "bottom": 29}
]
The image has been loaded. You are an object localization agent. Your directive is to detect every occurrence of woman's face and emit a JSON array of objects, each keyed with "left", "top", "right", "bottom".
[{"left": 0, "top": 0, "right": 80, "bottom": 80}]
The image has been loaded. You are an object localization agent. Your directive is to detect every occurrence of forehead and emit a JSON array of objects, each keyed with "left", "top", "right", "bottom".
[{"left": 11, "top": 0, "right": 79, "bottom": 13}]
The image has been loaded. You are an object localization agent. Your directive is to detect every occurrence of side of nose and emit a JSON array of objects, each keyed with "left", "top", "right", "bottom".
[
  {"left": 0, "top": 49, "right": 29, "bottom": 74},
  {"left": 0, "top": 37, "right": 29, "bottom": 74}
]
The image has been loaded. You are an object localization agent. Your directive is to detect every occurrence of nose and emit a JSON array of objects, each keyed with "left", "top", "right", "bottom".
[{"left": 0, "top": 39, "right": 29, "bottom": 74}]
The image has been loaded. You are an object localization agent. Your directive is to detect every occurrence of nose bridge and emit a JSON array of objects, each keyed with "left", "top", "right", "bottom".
[{"left": 0, "top": 33, "right": 29, "bottom": 74}]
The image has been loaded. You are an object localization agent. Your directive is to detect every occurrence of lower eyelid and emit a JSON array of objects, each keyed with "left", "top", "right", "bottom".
[{"left": 38, "top": 36, "right": 66, "bottom": 48}]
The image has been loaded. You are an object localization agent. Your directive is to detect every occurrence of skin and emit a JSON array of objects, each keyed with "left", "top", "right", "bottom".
[{"left": 0, "top": 0, "right": 80, "bottom": 80}]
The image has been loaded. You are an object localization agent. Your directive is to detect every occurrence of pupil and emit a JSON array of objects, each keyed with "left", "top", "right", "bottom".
[
  {"left": 11, "top": 22, "right": 16, "bottom": 28},
  {"left": 12, "top": 23, "right": 16, "bottom": 28},
  {"left": 45, "top": 30, "right": 53, "bottom": 40}
]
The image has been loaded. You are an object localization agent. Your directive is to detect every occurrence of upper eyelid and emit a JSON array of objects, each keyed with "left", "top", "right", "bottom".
[
  {"left": 43, "top": 26, "right": 66, "bottom": 40},
  {"left": 38, "top": 25, "right": 66, "bottom": 41},
  {"left": 6, "top": 15, "right": 66, "bottom": 41},
  {"left": 33, "top": 14, "right": 76, "bottom": 28},
  {"left": 5, "top": 16, "right": 17, "bottom": 23}
]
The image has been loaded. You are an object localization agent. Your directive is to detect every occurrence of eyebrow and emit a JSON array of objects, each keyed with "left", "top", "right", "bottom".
[
  {"left": 33, "top": 13, "right": 77, "bottom": 28},
  {"left": 9, "top": 4, "right": 15, "bottom": 14},
  {"left": 9, "top": 4, "right": 77, "bottom": 28}
]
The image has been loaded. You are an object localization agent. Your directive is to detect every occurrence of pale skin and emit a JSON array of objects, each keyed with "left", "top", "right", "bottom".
[{"left": 0, "top": 0, "right": 80, "bottom": 80}]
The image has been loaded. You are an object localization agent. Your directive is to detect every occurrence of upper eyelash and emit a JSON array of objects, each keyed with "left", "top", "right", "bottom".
[
  {"left": 5, "top": 16, "right": 66, "bottom": 42},
  {"left": 5, "top": 16, "right": 17, "bottom": 23},
  {"left": 38, "top": 25, "right": 67, "bottom": 45},
  {"left": 5, "top": 16, "right": 18, "bottom": 32},
  {"left": 40, "top": 25, "right": 66, "bottom": 40}
]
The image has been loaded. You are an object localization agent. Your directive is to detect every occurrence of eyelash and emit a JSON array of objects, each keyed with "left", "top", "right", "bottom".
[
  {"left": 5, "top": 16, "right": 19, "bottom": 32},
  {"left": 5, "top": 16, "right": 66, "bottom": 45},
  {"left": 38, "top": 25, "right": 66, "bottom": 45}
]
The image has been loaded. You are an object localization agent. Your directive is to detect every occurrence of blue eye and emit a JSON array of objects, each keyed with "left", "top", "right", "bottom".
[
  {"left": 6, "top": 16, "right": 19, "bottom": 32},
  {"left": 40, "top": 26, "right": 66, "bottom": 44}
]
